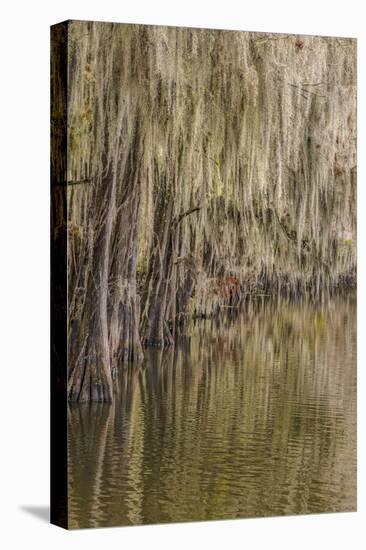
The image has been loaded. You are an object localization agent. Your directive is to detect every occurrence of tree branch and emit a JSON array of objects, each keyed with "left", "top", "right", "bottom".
[
  {"left": 172, "top": 206, "right": 201, "bottom": 226},
  {"left": 52, "top": 179, "right": 91, "bottom": 187}
]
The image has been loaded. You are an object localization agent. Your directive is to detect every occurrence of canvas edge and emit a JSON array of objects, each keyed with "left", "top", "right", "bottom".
[{"left": 50, "top": 20, "right": 69, "bottom": 530}]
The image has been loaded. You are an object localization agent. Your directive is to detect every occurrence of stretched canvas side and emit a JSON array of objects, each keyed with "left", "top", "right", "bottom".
[{"left": 50, "top": 20, "right": 69, "bottom": 530}]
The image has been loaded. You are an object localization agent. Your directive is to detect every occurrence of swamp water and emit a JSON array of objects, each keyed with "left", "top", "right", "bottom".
[{"left": 68, "top": 296, "right": 356, "bottom": 528}]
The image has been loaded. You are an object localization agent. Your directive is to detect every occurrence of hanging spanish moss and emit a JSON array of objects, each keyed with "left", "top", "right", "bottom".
[{"left": 53, "top": 21, "right": 356, "bottom": 402}]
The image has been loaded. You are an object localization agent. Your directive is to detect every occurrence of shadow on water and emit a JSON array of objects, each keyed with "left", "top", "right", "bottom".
[
  {"left": 68, "top": 295, "right": 356, "bottom": 529},
  {"left": 20, "top": 506, "right": 49, "bottom": 523}
]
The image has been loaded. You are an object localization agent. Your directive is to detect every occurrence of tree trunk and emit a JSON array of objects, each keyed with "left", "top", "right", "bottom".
[
  {"left": 142, "top": 192, "right": 175, "bottom": 347},
  {"left": 108, "top": 193, "right": 144, "bottom": 365}
]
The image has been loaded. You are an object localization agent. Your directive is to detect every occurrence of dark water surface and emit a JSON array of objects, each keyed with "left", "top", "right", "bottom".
[{"left": 68, "top": 296, "right": 356, "bottom": 528}]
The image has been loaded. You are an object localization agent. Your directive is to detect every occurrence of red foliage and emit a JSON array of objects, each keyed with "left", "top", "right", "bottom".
[
  {"left": 212, "top": 276, "right": 241, "bottom": 299},
  {"left": 295, "top": 40, "right": 304, "bottom": 50}
]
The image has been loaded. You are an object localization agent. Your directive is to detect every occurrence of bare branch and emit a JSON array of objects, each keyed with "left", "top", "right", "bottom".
[{"left": 172, "top": 206, "right": 201, "bottom": 226}]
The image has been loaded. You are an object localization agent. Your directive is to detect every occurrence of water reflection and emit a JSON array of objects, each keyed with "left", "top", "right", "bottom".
[{"left": 68, "top": 296, "right": 356, "bottom": 528}]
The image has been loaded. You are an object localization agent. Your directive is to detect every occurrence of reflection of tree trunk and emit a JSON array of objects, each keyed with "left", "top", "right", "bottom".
[
  {"left": 89, "top": 403, "right": 114, "bottom": 528},
  {"left": 67, "top": 402, "right": 115, "bottom": 528}
]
